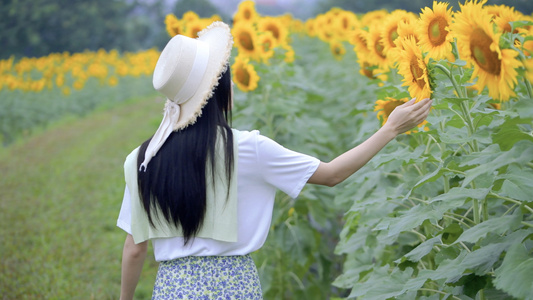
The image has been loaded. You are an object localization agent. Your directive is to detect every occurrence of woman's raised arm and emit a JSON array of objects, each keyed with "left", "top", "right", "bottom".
[{"left": 308, "top": 98, "right": 432, "bottom": 187}]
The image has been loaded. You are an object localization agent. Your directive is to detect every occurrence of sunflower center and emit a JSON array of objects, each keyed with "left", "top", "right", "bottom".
[
  {"left": 236, "top": 67, "right": 250, "bottom": 87},
  {"left": 388, "top": 27, "right": 399, "bottom": 46},
  {"left": 503, "top": 23, "right": 512, "bottom": 33},
  {"left": 428, "top": 16, "right": 447, "bottom": 46},
  {"left": 362, "top": 62, "right": 375, "bottom": 79},
  {"left": 384, "top": 100, "right": 404, "bottom": 116},
  {"left": 238, "top": 32, "right": 254, "bottom": 51},
  {"left": 469, "top": 28, "right": 501, "bottom": 75},
  {"left": 342, "top": 18, "right": 349, "bottom": 29},
  {"left": 266, "top": 24, "right": 280, "bottom": 40},
  {"left": 375, "top": 41, "right": 386, "bottom": 59},
  {"left": 261, "top": 38, "right": 272, "bottom": 52},
  {"left": 244, "top": 9, "right": 251, "bottom": 20},
  {"left": 410, "top": 56, "right": 426, "bottom": 89}
]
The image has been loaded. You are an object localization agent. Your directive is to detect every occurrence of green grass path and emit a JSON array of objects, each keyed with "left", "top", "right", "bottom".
[{"left": 0, "top": 96, "right": 164, "bottom": 299}]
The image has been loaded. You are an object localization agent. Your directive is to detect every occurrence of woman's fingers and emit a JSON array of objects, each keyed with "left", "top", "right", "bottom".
[{"left": 411, "top": 98, "right": 431, "bottom": 111}]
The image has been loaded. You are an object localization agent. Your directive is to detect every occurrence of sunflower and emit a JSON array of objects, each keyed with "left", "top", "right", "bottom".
[
  {"left": 374, "top": 97, "right": 408, "bottom": 126},
  {"left": 257, "top": 17, "right": 288, "bottom": 47},
  {"left": 380, "top": 10, "right": 414, "bottom": 56},
  {"left": 233, "top": 0, "right": 259, "bottom": 25},
  {"left": 350, "top": 28, "right": 371, "bottom": 60},
  {"left": 417, "top": 1, "right": 454, "bottom": 61},
  {"left": 256, "top": 31, "right": 275, "bottom": 63},
  {"left": 315, "top": 14, "right": 337, "bottom": 43},
  {"left": 360, "top": 10, "right": 388, "bottom": 29},
  {"left": 330, "top": 40, "right": 346, "bottom": 60},
  {"left": 396, "top": 17, "right": 419, "bottom": 44},
  {"left": 396, "top": 37, "right": 432, "bottom": 102},
  {"left": 182, "top": 11, "right": 199, "bottom": 22},
  {"left": 367, "top": 23, "right": 390, "bottom": 70},
  {"left": 305, "top": 19, "right": 317, "bottom": 37},
  {"left": 483, "top": 4, "right": 501, "bottom": 18},
  {"left": 232, "top": 23, "right": 259, "bottom": 60},
  {"left": 358, "top": 58, "right": 388, "bottom": 82},
  {"left": 334, "top": 10, "right": 359, "bottom": 41},
  {"left": 492, "top": 5, "right": 524, "bottom": 34},
  {"left": 184, "top": 19, "right": 209, "bottom": 38},
  {"left": 165, "top": 14, "right": 181, "bottom": 37},
  {"left": 451, "top": 0, "right": 522, "bottom": 101},
  {"left": 232, "top": 55, "right": 260, "bottom": 92}
]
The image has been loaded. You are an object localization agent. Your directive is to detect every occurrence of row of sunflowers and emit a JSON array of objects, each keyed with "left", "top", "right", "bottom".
[
  {"left": 0, "top": 48, "right": 159, "bottom": 95},
  {"left": 4, "top": 0, "right": 532, "bottom": 107}
]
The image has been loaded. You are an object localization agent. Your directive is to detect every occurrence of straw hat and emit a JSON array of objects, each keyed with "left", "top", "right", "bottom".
[{"left": 140, "top": 21, "right": 233, "bottom": 171}]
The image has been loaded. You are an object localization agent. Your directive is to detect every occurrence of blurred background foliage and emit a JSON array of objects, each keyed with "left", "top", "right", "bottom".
[{"left": 2, "top": 0, "right": 532, "bottom": 60}]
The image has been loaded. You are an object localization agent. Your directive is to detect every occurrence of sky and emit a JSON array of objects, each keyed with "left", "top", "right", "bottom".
[{"left": 173, "top": 0, "right": 321, "bottom": 19}]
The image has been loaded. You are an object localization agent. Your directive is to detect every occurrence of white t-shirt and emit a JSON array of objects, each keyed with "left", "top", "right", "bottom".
[{"left": 117, "top": 129, "right": 320, "bottom": 261}]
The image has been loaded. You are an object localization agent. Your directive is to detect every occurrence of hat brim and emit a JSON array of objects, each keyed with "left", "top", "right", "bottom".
[{"left": 171, "top": 21, "right": 233, "bottom": 131}]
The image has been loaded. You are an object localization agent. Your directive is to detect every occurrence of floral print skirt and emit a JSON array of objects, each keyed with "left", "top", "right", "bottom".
[{"left": 152, "top": 254, "right": 263, "bottom": 299}]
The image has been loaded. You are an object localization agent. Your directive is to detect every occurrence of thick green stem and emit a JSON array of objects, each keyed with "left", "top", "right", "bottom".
[
  {"left": 524, "top": 77, "right": 533, "bottom": 99},
  {"left": 518, "top": 55, "right": 533, "bottom": 99},
  {"left": 479, "top": 289, "right": 486, "bottom": 300},
  {"left": 434, "top": 63, "right": 465, "bottom": 98},
  {"left": 443, "top": 175, "right": 450, "bottom": 194},
  {"left": 460, "top": 101, "right": 479, "bottom": 153},
  {"left": 473, "top": 198, "right": 480, "bottom": 224},
  {"left": 522, "top": 221, "right": 533, "bottom": 228},
  {"left": 482, "top": 197, "right": 489, "bottom": 222}
]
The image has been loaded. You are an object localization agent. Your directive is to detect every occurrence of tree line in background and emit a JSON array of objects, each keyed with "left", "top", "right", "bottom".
[{"left": 1, "top": 0, "right": 532, "bottom": 59}]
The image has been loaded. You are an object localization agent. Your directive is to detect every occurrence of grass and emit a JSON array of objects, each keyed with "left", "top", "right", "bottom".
[{"left": 0, "top": 94, "right": 164, "bottom": 299}]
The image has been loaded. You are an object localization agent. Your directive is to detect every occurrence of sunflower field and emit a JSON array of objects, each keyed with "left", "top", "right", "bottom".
[{"left": 2, "top": 0, "right": 533, "bottom": 299}]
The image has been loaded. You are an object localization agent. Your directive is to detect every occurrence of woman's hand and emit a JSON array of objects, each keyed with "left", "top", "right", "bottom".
[{"left": 384, "top": 98, "right": 433, "bottom": 135}]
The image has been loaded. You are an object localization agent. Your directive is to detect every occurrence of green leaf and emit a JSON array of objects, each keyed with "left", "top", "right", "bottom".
[
  {"left": 443, "top": 97, "right": 470, "bottom": 106},
  {"left": 409, "top": 161, "right": 444, "bottom": 193},
  {"left": 454, "top": 214, "right": 521, "bottom": 245},
  {"left": 492, "top": 118, "right": 533, "bottom": 151},
  {"left": 441, "top": 223, "right": 463, "bottom": 245},
  {"left": 496, "top": 166, "right": 533, "bottom": 201},
  {"left": 494, "top": 243, "right": 533, "bottom": 300},
  {"left": 348, "top": 266, "right": 416, "bottom": 299},
  {"left": 399, "top": 235, "right": 441, "bottom": 263},
  {"left": 448, "top": 274, "right": 489, "bottom": 298},
  {"left": 429, "top": 187, "right": 490, "bottom": 203},
  {"left": 510, "top": 20, "right": 533, "bottom": 31},
  {"left": 460, "top": 243, "right": 507, "bottom": 275},
  {"left": 462, "top": 141, "right": 533, "bottom": 187},
  {"left": 380, "top": 204, "right": 444, "bottom": 237}
]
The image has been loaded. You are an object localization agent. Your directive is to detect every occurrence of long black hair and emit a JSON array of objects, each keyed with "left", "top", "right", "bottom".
[{"left": 136, "top": 67, "right": 234, "bottom": 245}]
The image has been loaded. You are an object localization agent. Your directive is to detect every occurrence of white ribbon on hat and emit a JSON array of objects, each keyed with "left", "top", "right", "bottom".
[{"left": 139, "top": 41, "right": 210, "bottom": 171}]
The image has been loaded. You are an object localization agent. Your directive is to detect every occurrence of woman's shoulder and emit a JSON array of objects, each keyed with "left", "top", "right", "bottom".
[{"left": 232, "top": 128, "right": 260, "bottom": 143}]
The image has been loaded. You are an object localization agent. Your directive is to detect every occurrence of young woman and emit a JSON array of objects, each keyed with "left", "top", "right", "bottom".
[{"left": 117, "top": 21, "right": 432, "bottom": 299}]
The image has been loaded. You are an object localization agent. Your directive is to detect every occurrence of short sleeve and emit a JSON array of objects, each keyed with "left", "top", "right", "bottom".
[
  {"left": 255, "top": 134, "right": 320, "bottom": 198},
  {"left": 117, "top": 185, "right": 133, "bottom": 234}
]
